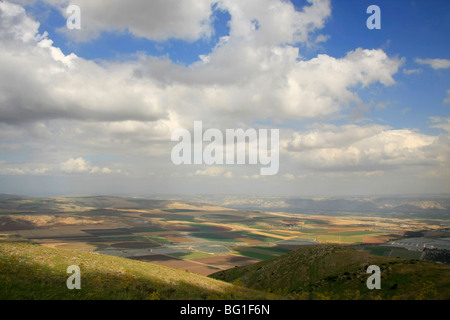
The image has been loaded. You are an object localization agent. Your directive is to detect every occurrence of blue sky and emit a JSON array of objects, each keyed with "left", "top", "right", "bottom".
[
  {"left": 26, "top": 0, "right": 449, "bottom": 134},
  {"left": 30, "top": 1, "right": 233, "bottom": 63},
  {"left": 0, "top": 0, "right": 449, "bottom": 196}
]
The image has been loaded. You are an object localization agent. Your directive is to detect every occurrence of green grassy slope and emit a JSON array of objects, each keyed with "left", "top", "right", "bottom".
[
  {"left": 210, "top": 245, "right": 450, "bottom": 300},
  {"left": 0, "top": 242, "right": 270, "bottom": 300},
  {"left": 2, "top": 242, "right": 449, "bottom": 300}
]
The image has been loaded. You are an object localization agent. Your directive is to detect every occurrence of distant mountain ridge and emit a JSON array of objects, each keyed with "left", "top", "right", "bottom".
[
  {"left": 189, "top": 195, "right": 450, "bottom": 218},
  {"left": 2, "top": 194, "right": 449, "bottom": 219}
]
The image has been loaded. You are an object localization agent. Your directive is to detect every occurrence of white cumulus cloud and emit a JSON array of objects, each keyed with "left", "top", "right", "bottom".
[
  {"left": 416, "top": 58, "right": 450, "bottom": 70},
  {"left": 60, "top": 157, "right": 113, "bottom": 175},
  {"left": 285, "top": 124, "right": 442, "bottom": 171}
]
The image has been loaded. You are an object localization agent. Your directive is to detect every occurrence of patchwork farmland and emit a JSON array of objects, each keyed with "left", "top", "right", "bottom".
[{"left": 0, "top": 196, "right": 447, "bottom": 275}]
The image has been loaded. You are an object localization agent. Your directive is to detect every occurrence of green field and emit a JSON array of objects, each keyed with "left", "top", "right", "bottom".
[
  {"left": 191, "top": 232, "right": 239, "bottom": 242},
  {"left": 300, "top": 228, "right": 327, "bottom": 233},
  {"left": 232, "top": 246, "right": 291, "bottom": 260},
  {"left": 192, "top": 231, "right": 281, "bottom": 243},
  {"left": 318, "top": 231, "right": 380, "bottom": 243},
  {"left": 145, "top": 235, "right": 171, "bottom": 244},
  {"left": 169, "top": 251, "right": 214, "bottom": 260}
]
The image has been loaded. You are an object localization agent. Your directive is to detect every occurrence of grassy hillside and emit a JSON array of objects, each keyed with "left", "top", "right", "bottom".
[
  {"left": 0, "top": 242, "right": 270, "bottom": 300},
  {"left": 210, "top": 245, "right": 450, "bottom": 300},
  {"left": 1, "top": 242, "right": 449, "bottom": 300}
]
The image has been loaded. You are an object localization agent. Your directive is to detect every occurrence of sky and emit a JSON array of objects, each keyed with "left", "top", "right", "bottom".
[{"left": 0, "top": 0, "right": 449, "bottom": 197}]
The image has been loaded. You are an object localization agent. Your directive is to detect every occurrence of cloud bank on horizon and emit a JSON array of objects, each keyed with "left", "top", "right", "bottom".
[{"left": 0, "top": 0, "right": 449, "bottom": 196}]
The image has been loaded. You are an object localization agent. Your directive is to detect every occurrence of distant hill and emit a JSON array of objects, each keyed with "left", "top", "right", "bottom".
[
  {"left": 0, "top": 194, "right": 28, "bottom": 199},
  {"left": 0, "top": 195, "right": 171, "bottom": 213},
  {"left": 194, "top": 194, "right": 450, "bottom": 219},
  {"left": 0, "top": 242, "right": 269, "bottom": 300},
  {"left": 210, "top": 244, "right": 450, "bottom": 300}
]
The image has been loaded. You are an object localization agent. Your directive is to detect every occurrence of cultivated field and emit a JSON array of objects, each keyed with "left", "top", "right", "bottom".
[{"left": 0, "top": 196, "right": 448, "bottom": 275}]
